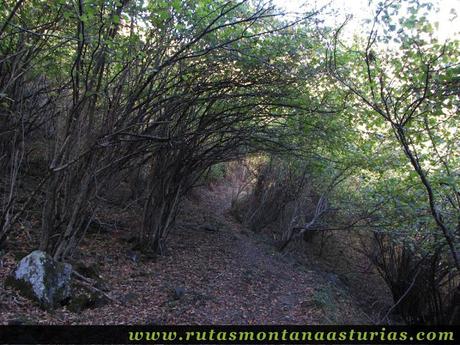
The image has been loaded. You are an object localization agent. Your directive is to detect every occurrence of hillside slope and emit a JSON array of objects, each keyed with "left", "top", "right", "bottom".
[{"left": 0, "top": 177, "right": 367, "bottom": 325}]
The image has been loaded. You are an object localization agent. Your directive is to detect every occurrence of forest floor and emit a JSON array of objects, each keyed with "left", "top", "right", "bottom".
[{"left": 0, "top": 175, "right": 377, "bottom": 325}]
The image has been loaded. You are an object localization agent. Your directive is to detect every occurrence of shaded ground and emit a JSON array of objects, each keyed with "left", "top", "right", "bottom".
[{"left": 0, "top": 176, "right": 367, "bottom": 324}]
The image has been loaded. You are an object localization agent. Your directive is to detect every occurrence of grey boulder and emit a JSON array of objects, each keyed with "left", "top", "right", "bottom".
[{"left": 7, "top": 250, "right": 72, "bottom": 309}]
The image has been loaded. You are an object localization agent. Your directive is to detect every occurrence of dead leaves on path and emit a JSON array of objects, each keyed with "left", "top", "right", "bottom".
[{"left": 1, "top": 191, "right": 365, "bottom": 325}]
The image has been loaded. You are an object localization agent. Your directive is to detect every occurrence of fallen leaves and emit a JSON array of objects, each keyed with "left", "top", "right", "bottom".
[{"left": 0, "top": 181, "right": 367, "bottom": 325}]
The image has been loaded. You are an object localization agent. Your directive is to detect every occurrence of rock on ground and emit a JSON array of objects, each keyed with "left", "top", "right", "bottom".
[{"left": 8, "top": 250, "right": 72, "bottom": 309}]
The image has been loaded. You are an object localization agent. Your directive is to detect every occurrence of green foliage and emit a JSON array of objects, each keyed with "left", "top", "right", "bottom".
[
  {"left": 202, "top": 163, "right": 228, "bottom": 184},
  {"left": 1, "top": 0, "right": 459, "bottom": 322},
  {"left": 323, "top": 0, "right": 460, "bottom": 253}
]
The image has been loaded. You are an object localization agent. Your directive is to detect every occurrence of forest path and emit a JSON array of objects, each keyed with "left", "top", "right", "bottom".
[
  {"left": 142, "top": 176, "right": 365, "bottom": 324},
  {"left": 1, "top": 175, "right": 365, "bottom": 324},
  {"left": 161, "top": 178, "right": 320, "bottom": 324}
]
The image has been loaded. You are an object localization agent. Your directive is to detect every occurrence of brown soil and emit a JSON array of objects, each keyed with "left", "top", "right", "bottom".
[{"left": 0, "top": 176, "right": 369, "bottom": 325}]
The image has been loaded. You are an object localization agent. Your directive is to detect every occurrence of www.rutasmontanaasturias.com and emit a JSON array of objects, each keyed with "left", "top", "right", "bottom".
[{"left": 128, "top": 327, "right": 455, "bottom": 343}]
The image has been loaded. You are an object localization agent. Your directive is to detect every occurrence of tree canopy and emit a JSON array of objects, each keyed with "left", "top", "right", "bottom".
[{"left": 1, "top": 0, "right": 459, "bottom": 324}]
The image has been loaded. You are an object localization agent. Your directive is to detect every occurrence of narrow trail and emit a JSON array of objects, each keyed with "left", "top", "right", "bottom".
[
  {"left": 162, "top": 180, "right": 319, "bottom": 324},
  {"left": 154, "top": 177, "right": 365, "bottom": 324},
  {"left": 1, "top": 176, "right": 366, "bottom": 324}
]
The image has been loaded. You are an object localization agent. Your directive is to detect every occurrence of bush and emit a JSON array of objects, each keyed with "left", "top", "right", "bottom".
[
  {"left": 367, "top": 232, "right": 460, "bottom": 324},
  {"left": 232, "top": 157, "right": 325, "bottom": 248}
]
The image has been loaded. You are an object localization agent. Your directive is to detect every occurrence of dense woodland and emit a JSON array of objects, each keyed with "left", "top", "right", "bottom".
[{"left": 0, "top": 0, "right": 459, "bottom": 325}]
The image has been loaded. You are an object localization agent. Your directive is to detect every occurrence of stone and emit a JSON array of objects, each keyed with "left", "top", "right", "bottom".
[
  {"left": 67, "top": 292, "right": 108, "bottom": 313},
  {"left": 7, "top": 250, "right": 72, "bottom": 309},
  {"left": 173, "top": 286, "right": 185, "bottom": 300},
  {"left": 126, "top": 250, "right": 140, "bottom": 263},
  {"left": 74, "top": 262, "right": 100, "bottom": 280},
  {"left": 120, "top": 292, "right": 139, "bottom": 305}
]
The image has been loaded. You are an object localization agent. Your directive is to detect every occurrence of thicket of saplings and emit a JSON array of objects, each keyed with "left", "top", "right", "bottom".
[
  {"left": 232, "top": 157, "right": 459, "bottom": 325},
  {"left": 0, "top": 0, "right": 458, "bottom": 325},
  {"left": 0, "top": 0, "right": 300, "bottom": 260}
]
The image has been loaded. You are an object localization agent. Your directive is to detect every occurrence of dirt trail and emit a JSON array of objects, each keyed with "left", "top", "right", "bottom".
[
  {"left": 0, "top": 176, "right": 366, "bottom": 324},
  {"left": 156, "top": 177, "right": 366, "bottom": 324}
]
